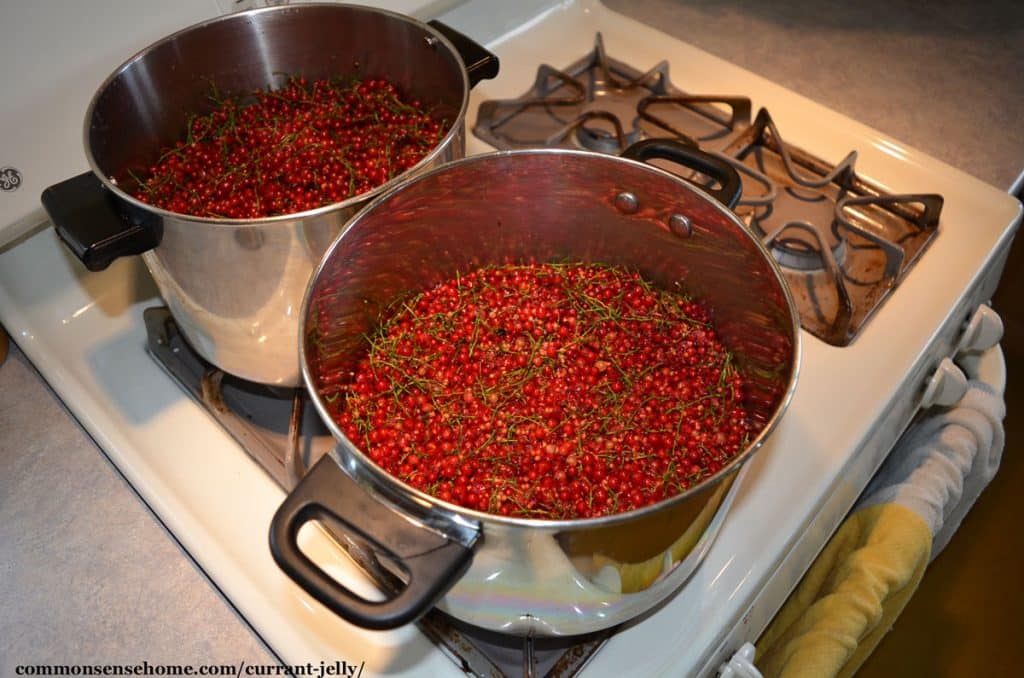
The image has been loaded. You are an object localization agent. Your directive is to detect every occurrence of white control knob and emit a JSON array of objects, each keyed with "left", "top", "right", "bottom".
[
  {"left": 921, "top": 357, "right": 968, "bottom": 409},
  {"left": 718, "top": 642, "right": 763, "bottom": 678},
  {"left": 956, "top": 304, "right": 1004, "bottom": 354}
]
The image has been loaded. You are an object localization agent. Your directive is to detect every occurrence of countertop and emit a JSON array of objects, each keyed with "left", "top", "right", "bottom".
[{"left": 2, "top": 0, "right": 1021, "bottom": 674}]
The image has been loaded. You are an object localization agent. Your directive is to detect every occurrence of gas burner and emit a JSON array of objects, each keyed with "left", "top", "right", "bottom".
[
  {"left": 722, "top": 109, "right": 943, "bottom": 345},
  {"left": 573, "top": 112, "right": 642, "bottom": 154},
  {"left": 763, "top": 221, "right": 848, "bottom": 272},
  {"left": 144, "top": 307, "right": 332, "bottom": 488},
  {"left": 144, "top": 306, "right": 607, "bottom": 678},
  {"left": 474, "top": 33, "right": 747, "bottom": 152}
]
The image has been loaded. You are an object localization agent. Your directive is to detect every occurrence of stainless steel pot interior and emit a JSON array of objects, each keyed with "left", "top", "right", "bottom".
[
  {"left": 280, "top": 149, "right": 800, "bottom": 633},
  {"left": 303, "top": 150, "right": 799, "bottom": 467},
  {"left": 86, "top": 3, "right": 467, "bottom": 217}
]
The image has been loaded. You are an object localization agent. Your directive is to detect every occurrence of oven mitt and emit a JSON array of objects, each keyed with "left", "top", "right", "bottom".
[{"left": 754, "top": 380, "right": 1005, "bottom": 678}]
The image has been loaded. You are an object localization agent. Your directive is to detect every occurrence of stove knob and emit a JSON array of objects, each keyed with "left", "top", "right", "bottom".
[
  {"left": 718, "top": 642, "right": 761, "bottom": 678},
  {"left": 921, "top": 357, "right": 968, "bottom": 409},
  {"left": 956, "top": 303, "right": 1004, "bottom": 354}
]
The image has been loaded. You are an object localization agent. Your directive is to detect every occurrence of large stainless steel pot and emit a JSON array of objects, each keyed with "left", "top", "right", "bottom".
[
  {"left": 270, "top": 144, "right": 801, "bottom": 635},
  {"left": 40, "top": 3, "right": 498, "bottom": 386}
]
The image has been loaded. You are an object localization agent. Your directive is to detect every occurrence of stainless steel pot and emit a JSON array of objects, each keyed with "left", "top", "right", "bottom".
[
  {"left": 40, "top": 3, "right": 497, "bottom": 386},
  {"left": 270, "top": 144, "right": 801, "bottom": 635}
]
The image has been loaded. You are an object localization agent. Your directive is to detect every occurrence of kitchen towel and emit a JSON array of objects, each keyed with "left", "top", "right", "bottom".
[
  {"left": 858, "top": 381, "right": 1005, "bottom": 561},
  {"left": 754, "top": 379, "right": 1006, "bottom": 678}
]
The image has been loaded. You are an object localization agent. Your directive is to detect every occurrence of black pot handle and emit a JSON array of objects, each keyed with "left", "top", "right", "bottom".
[
  {"left": 269, "top": 454, "right": 478, "bottom": 630},
  {"left": 427, "top": 20, "right": 500, "bottom": 89},
  {"left": 41, "top": 172, "right": 162, "bottom": 271},
  {"left": 621, "top": 139, "right": 743, "bottom": 209}
]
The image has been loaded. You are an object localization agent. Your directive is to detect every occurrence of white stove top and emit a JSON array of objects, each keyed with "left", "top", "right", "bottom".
[{"left": 0, "top": 1, "right": 1020, "bottom": 676}]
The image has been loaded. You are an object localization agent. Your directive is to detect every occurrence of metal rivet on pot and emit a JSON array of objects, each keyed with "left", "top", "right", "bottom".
[
  {"left": 425, "top": 35, "right": 439, "bottom": 47},
  {"left": 614, "top": 192, "right": 639, "bottom": 214},
  {"left": 669, "top": 214, "right": 693, "bottom": 238}
]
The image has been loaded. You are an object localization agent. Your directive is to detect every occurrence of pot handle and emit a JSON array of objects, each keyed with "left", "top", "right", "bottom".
[
  {"left": 269, "top": 455, "right": 478, "bottom": 630},
  {"left": 41, "top": 171, "right": 162, "bottom": 271},
  {"left": 622, "top": 139, "right": 743, "bottom": 209},
  {"left": 427, "top": 20, "right": 500, "bottom": 88}
]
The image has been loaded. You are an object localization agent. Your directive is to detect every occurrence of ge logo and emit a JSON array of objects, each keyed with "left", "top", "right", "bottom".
[{"left": 0, "top": 167, "right": 22, "bottom": 192}]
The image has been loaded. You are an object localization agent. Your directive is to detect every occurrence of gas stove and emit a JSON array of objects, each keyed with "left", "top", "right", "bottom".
[{"left": 0, "top": 1, "right": 1019, "bottom": 677}]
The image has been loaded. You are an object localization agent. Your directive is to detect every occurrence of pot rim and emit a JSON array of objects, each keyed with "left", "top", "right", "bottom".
[
  {"left": 300, "top": 148, "right": 803, "bottom": 530},
  {"left": 80, "top": 2, "right": 471, "bottom": 227}
]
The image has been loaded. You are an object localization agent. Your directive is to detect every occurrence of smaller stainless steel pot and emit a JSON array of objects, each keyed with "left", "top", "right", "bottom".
[
  {"left": 270, "top": 143, "right": 800, "bottom": 635},
  {"left": 40, "top": 3, "right": 498, "bottom": 386}
]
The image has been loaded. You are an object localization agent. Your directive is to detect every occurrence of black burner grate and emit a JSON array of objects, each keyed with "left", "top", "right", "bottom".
[{"left": 473, "top": 34, "right": 944, "bottom": 346}]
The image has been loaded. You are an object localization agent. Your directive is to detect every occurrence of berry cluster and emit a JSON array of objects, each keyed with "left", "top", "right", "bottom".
[
  {"left": 128, "top": 76, "right": 447, "bottom": 218},
  {"left": 325, "top": 263, "right": 752, "bottom": 520}
]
